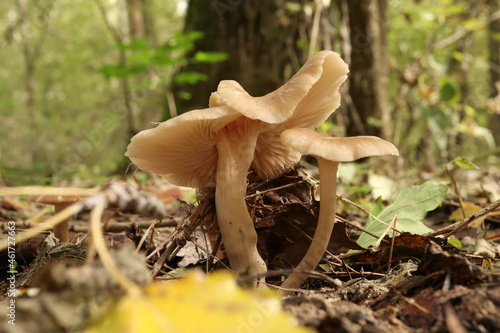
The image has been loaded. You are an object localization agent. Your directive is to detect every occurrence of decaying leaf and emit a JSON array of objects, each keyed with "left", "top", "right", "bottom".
[{"left": 348, "top": 233, "right": 447, "bottom": 265}]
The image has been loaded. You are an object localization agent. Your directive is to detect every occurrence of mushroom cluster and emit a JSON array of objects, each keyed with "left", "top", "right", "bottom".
[{"left": 125, "top": 50, "right": 398, "bottom": 291}]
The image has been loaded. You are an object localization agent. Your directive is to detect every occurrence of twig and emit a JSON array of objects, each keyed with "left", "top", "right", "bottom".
[
  {"left": 336, "top": 215, "right": 391, "bottom": 245},
  {"left": 374, "top": 214, "right": 398, "bottom": 248},
  {"left": 387, "top": 216, "right": 398, "bottom": 272},
  {"left": 237, "top": 268, "right": 341, "bottom": 292},
  {"left": 425, "top": 198, "right": 500, "bottom": 237},
  {"left": 338, "top": 195, "right": 403, "bottom": 235},
  {"left": 90, "top": 195, "right": 142, "bottom": 296},
  {"left": 208, "top": 233, "right": 222, "bottom": 271},
  {"left": 446, "top": 164, "right": 466, "bottom": 219},
  {"left": 245, "top": 181, "right": 306, "bottom": 199},
  {"left": 136, "top": 219, "right": 160, "bottom": 252}
]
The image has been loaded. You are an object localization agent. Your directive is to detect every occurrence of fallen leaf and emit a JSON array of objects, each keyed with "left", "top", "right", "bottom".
[
  {"left": 87, "top": 271, "right": 312, "bottom": 333},
  {"left": 357, "top": 182, "right": 447, "bottom": 248}
]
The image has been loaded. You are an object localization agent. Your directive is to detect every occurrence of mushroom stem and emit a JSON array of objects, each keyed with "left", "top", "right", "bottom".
[
  {"left": 53, "top": 203, "right": 72, "bottom": 243},
  {"left": 215, "top": 124, "right": 267, "bottom": 278},
  {"left": 281, "top": 157, "right": 338, "bottom": 294}
]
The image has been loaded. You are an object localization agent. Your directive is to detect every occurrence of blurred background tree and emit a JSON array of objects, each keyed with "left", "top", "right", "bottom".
[{"left": 0, "top": 0, "right": 498, "bottom": 185}]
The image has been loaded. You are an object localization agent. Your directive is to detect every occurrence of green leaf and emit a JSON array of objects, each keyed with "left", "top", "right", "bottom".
[
  {"left": 151, "top": 53, "right": 181, "bottom": 66},
  {"left": 97, "top": 65, "right": 146, "bottom": 78},
  {"left": 462, "top": 18, "right": 485, "bottom": 31},
  {"left": 193, "top": 51, "right": 228, "bottom": 63},
  {"left": 452, "top": 157, "right": 479, "bottom": 170},
  {"left": 356, "top": 182, "right": 448, "bottom": 248},
  {"left": 439, "top": 79, "right": 458, "bottom": 103},
  {"left": 174, "top": 72, "right": 208, "bottom": 85},
  {"left": 178, "top": 91, "right": 192, "bottom": 100},
  {"left": 447, "top": 238, "right": 462, "bottom": 248},
  {"left": 118, "top": 39, "right": 149, "bottom": 51},
  {"left": 128, "top": 51, "right": 152, "bottom": 66}
]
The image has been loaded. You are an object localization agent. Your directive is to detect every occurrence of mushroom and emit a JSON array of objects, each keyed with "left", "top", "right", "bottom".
[
  {"left": 125, "top": 51, "right": 349, "bottom": 280},
  {"left": 27, "top": 192, "right": 95, "bottom": 243},
  {"left": 279, "top": 128, "right": 399, "bottom": 294}
]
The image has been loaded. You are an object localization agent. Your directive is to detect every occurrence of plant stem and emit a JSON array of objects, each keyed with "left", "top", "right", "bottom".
[{"left": 281, "top": 158, "right": 338, "bottom": 294}]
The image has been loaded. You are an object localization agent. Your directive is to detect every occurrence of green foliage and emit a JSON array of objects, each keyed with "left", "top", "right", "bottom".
[
  {"left": 447, "top": 238, "right": 462, "bottom": 248},
  {"left": 439, "top": 78, "right": 459, "bottom": 103},
  {"left": 357, "top": 182, "right": 448, "bottom": 248},
  {"left": 193, "top": 51, "right": 229, "bottom": 63},
  {"left": 389, "top": 0, "right": 495, "bottom": 166},
  {"left": 451, "top": 156, "right": 479, "bottom": 170},
  {"left": 97, "top": 31, "right": 227, "bottom": 96},
  {"left": 174, "top": 72, "right": 209, "bottom": 85}
]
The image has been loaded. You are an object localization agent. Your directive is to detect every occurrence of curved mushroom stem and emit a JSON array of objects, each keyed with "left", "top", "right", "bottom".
[
  {"left": 281, "top": 157, "right": 338, "bottom": 295},
  {"left": 215, "top": 122, "right": 267, "bottom": 280}
]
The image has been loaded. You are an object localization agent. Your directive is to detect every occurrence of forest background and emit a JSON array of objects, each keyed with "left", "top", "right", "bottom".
[{"left": 0, "top": 0, "right": 499, "bottom": 186}]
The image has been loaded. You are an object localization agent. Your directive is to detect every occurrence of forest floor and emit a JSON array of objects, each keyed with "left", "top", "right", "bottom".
[{"left": 0, "top": 165, "right": 499, "bottom": 332}]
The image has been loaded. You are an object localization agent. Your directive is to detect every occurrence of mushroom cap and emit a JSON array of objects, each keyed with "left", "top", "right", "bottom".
[
  {"left": 25, "top": 189, "right": 96, "bottom": 205},
  {"left": 280, "top": 128, "right": 399, "bottom": 162},
  {"left": 125, "top": 106, "right": 241, "bottom": 188},
  {"left": 250, "top": 51, "right": 349, "bottom": 177},
  {"left": 216, "top": 50, "right": 347, "bottom": 125},
  {"left": 126, "top": 51, "right": 350, "bottom": 186}
]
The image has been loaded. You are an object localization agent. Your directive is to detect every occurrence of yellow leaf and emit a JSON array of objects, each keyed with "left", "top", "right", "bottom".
[
  {"left": 449, "top": 202, "right": 486, "bottom": 228},
  {"left": 87, "top": 271, "right": 312, "bottom": 333}
]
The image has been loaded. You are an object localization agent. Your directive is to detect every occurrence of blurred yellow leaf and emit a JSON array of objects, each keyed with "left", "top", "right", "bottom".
[
  {"left": 449, "top": 202, "right": 486, "bottom": 228},
  {"left": 87, "top": 271, "right": 311, "bottom": 333}
]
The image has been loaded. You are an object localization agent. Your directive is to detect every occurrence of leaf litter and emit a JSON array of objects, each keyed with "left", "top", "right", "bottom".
[{"left": 0, "top": 165, "right": 499, "bottom": 332}]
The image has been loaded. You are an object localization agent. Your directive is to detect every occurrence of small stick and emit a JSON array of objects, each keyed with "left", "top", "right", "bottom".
[
  {"left": 425, "top": 198, "right": 500, "bottom": 237},
  {"left": 446, "top": 165, "right": 466, "bottom": 219},
  {"left": 338, "top": 195, "right": 403, "bottom": 235},
  {"left": 374, "top": 214, "right": 398, "bottom": 248},
  {"left": 90, "top": 195, "right": 142, "bottom": 296},
  {"left": 336, "top": 215, "right": 391, "bottom": 245},
  {"left": 387, "top": 216, "right": 398, "bottom": 272},
  {"left": 245, "top": 181, "right": 306, "bottom": 199}
]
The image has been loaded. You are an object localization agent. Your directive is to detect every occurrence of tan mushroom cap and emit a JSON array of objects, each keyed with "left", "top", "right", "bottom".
[
  {"left": 27, "top": 195, "right": 86, "bottom": 205},
  {"left": 250, "top": 52, "right": 349, "bottom": 177},
  {"left": 280, "top": 128, "right": 399, "bottom": 161},
  {"left": 125, "top": 106, "right": 241, "bottom": 188},
  {"left": 20, "top": 188, "right": 97, "bottom": 205},
  {"left": 216, "top": 50, "right": 346, "bottom": 125}
]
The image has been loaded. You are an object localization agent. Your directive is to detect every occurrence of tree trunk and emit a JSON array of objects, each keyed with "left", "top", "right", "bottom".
[
  {"left": 344, "top": 0, "right": 390, "bottom": 139},
  {"left": 174, "top": 0, "right": 313, "bottom": 113},
  {"left": 126, "top": 0, "right": 144, "bottom": 39},
  {"left": 16, "top": 0, "right": 54, "bottom": 163},
  {"left": 487, "top": 0, "right": 500, "bottom": 145}
]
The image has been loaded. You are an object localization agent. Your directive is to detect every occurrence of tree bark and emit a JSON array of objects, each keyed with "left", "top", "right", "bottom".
[
  {"left": 487, "top": 0, "right": 500, "bottom": 145},
  {"left": 344, "top": 0, "right": 390, "bottom": 139},
  {"left": 126, "top": 0, "right": 144, "bottom": 39},
  {"left": 95, "top": 0, "right": 138, "bottom": 137},
  {"left": 16, "top": 0, "right": 54, "bottom": 163}
]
